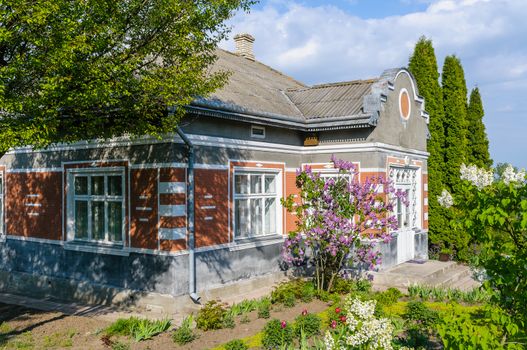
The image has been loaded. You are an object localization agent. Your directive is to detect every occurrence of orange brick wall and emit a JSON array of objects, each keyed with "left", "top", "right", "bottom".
[
  {"left": 6, "top": 172, "right": 62, "bottom": 240},
  {"left": 131, "top": 168, "right": 158, "bottom": 250},
  {"left": 195, "top": 169, "right": 229, "bottom": 248}
]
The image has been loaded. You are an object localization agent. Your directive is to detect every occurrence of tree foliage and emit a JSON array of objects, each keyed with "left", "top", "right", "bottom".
[
  {"left": 408, "top": 36, "right": 449, "bottom": 249},
  {"left": 466, "top": 87, "right": 492, "bottom": 169},
  {"left": 440, "top": 55, "right": 474, "bottom": 260},
  {"left": 443, "top": 163, "right": 527, "bottom": 329},
  {"left": 442, "top": 55, "right": 468, "bottom": 193},
  {"left": 0, "top": 0, "right": 254, "bottom": 152},
  {"left": 281, "top": 156, "right": 405, "bottom": 293}
]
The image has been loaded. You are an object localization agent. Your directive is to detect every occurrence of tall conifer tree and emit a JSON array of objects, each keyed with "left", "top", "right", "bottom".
[
  {"left": 467, "top": 87, "right": 492, "bottom": 168},
  {"left": 408, "top": 37, "right": 449, "bottom": 249},
  {"left": 441, "top": 55, "right": 470, "bottom": 260},
  {"left": 442, "top": 55, "right": 468, "bottom": 193}
]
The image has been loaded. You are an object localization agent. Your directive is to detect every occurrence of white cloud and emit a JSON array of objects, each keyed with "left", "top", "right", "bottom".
[{"left": 222, "top": 0, "right": 527, "bottom": 167}]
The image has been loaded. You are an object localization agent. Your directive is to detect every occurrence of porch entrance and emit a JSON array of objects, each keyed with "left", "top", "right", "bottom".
[{"left": 389, "top": 166, "right": 420, "bottom": 264}]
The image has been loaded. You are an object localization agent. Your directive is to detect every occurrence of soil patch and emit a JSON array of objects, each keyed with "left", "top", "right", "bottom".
[
  {"left": 132, "top": 299, "right": 329, "bottom": 350},
  {"left": 0, "top": 299, "right": 330, "bottom": 349},
  {"left": 0, "top": 302, "right": 109, "bottom": 349}
]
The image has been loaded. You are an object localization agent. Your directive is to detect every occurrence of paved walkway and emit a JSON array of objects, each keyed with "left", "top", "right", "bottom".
[
  {"left": 371, "top": 260, "right": 480, "bottom": 292},
  {"left": 0, "top": 272, "right": 288, "bottom": 324}
]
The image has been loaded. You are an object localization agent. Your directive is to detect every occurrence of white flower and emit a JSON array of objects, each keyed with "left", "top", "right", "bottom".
[
  {"left": 460, "top": 164, "right": 493, "bottom": 189},
  {"left": 328, "top": 297, "right": 394, "bottom": 350},
  {"left": 438, "top": 189, "right": 453, "bottom": 208},
  {"left": 502, "top": 165, "right": 526, "bottom": 186},
  {"left": 324, "top": 331, "right": 336, "bottom": 350}
]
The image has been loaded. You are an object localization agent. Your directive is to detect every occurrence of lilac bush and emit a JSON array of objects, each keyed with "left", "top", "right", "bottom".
[{"left": 281, "top": 156, "right": 405, "bottom": 292}]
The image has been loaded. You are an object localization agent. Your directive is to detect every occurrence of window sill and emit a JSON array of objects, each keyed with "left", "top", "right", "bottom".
[
  {"left": 64, "top": 241, "right": 130, "bottom": 256},
  {"left": 230, "top": 234, "right": 284, "bottom": 251}
]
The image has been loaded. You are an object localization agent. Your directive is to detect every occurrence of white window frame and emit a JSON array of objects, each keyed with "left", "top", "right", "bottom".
[
  {"left": 390, "top": 166, "right": 422, "bottom": 231},
  {"left": 233, "top": 168, "right": 282, "bottom": 240},
  {"left": 250, "top": 125, "right": 266, "bottom": 139},
  {"left": 66, "top": 167, "right": 126, "bottom": 245}
]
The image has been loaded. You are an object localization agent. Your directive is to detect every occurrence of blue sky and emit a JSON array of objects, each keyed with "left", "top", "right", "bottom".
[{"left": 222, "top": 0, "right": 527, "bottom": 169}]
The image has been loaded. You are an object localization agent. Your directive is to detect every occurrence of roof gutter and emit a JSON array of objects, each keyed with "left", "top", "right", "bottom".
[
  {"left": 186, "top": 104, "right": 374, "bottom": 131},
  {"left": 174, "top": 123, "right": 200, "bottom": 304}
]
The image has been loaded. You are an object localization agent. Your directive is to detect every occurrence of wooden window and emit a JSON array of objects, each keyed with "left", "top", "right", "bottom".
[
  {"left": 234, "top": 171, "right": 279, "bottom": 239},
  {"left": 67, "top": 168, "right": 125, "bottom": 244}
]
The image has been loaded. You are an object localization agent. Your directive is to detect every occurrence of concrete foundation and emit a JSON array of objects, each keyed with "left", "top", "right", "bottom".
[{"left": 0, "top": 239, "right": 283, "bottom": 305}]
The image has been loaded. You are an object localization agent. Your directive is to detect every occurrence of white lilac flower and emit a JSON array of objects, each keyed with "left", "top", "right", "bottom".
[
  {"left": 460, "top": 164, "right": 493, "bottom": 189},
  {"left": 323, "top": 331, "right": 336, "bottom": 350},
  {"left": 437, "top": 189, "right": 454, "bottom": 208},
  {"left": 502, "top": 165, "right": 526, "bottom": 186},
  {"left": 329, "top": 297, "right": 394, "bottom": 350}
]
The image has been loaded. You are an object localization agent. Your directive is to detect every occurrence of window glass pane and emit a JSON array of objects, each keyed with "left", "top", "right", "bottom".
[
  {"left": 0, "top": 177, "right": 3, "bottom": 194},
  {"left": 74, "top": 176, "right": 88, "bottom": 195},
  {"left": 250, "top": 198, "right": 262, "bottom": 236},
  {"left": 250, "top": 175, "right": 262, "bottom": 194},
  {"left": 108, "top": 201, "right": 122, "bottom": 242},
  {"left": 235, "top": 199, "right": 249, "bottom": 238},
  {"left": 264, "top": 175, "right": 276, "bottom": 194},
  {"left": 265, "top": 198, "right": 276, "bottom": 234},
  {"left": 91, "top": 201, "right": 105, "bottom": 240},
  {"left": 235, "top": 174, "right": 249, "bottom": 194},
  {"left": 91, "top": 176, "right": 104, "bottom": 196},
  {"left": 75, "top": 200, "right": 88, "bottom": 239},
  {"left": 108, "top": 175, "right": 122, "bottom": 196}
]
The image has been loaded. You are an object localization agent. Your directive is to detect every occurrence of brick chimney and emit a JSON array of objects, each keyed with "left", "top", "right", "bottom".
[{"left": 234, "top": 33, "right": 255, "bottom": 61}]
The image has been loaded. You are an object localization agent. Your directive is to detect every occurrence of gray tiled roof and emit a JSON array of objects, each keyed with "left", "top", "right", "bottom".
[
  {"left": 189, "top": 49, "right": 384, "bottom": 130},
  {"left": 206, "top": 49, "right": 305, "bottom": 119},
  {"left": 285, "top": 80, "right": 377, "bottom": 120}
]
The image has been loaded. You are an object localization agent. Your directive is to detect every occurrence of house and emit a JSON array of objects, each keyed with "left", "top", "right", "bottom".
[{"left": 0, "top": 34, "right": 429, "bottom": 303}]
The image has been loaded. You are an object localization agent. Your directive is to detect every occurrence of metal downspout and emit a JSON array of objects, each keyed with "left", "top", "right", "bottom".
[{"left": 175, "top": 126, "right": 200, "bottom": 304}]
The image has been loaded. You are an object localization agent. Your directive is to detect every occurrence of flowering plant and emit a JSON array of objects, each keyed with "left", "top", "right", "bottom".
[
  {"left": 281, "top": 155, "right": 405, "bottom": 292},
  {"left": 324, "top": 296, "right": 394, "bottom": 350},
  {"left": 440, "top": 163, "right": 527, "bottom": 327}
]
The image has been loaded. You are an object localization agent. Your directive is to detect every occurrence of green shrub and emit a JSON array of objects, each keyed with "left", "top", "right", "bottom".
[
  {"left": 240, "top": 314, "right": 250, "bottom": 324},
  {"left": 403, "top": 301, "right": 438, "bottom": 328},
  {"left": 196, "top": 300, "right": 228, "bottom": 331},
  {"left": 172, "top": 315, "right": 197, "bottom": 345},
  {"left": 222, "top": 313, "right": 236, "bottom": 329},
  {"left": 257, "top": 300, "right": 271, "bottom": 319},
  {"left": 228, "top": 299, "right": 258, "bottom": 317},
  {"left": 330, "top": 276, "right": 373, "bottom": 295},
  {"left": 437, "top": 306, "right": 525, "bottom": 350},
  {"left": 271, "top": 279, "right": 314, "bottom": 306},
  {"left": 104, "top": 317, "right": 171, "bottom": 341},
  {"left": 375, "top": 288, "right": 403, "bottom": 306},
  {"left": 105, "top": 317, "right": 142, "bottom": 337},
  {"left": 262, "top": 319, "right": 293, "bottom": 349},
  {"left": 223, "top": 339, "right": 249, "bottom": 350},
  {"left": 294, "top": 312, "right": 321, "bottom": 338}
]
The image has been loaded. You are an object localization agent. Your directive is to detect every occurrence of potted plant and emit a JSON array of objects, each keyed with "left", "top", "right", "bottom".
[{"left": 438, "top": 248, "right": 452, "bottom": 262}]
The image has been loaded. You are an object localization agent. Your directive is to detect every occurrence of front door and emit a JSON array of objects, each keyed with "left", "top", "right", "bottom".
[{"left": 390, "top": 167, "right": 419, "bottom": 264}]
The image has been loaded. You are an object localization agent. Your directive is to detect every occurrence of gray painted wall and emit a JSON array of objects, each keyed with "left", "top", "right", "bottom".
[
  {"left": 0, "top": 239, "right": 282, "bottom": 303},
  {"left": 368, "top": 72, "right": 428, "bottom": 152}
]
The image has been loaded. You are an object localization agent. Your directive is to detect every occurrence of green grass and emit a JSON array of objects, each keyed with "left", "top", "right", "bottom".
[
  {"left": 42, "top": 330, "right": 76, "bottom": 348},
  {"left": 104, "top": 317, "right": 171, "bottom": 342},
  {"left": 1, "top": 331, "right": 34, "bottom": 350},
  {"left": 407, "top": 284, "right": 491, "bottom": 304}
]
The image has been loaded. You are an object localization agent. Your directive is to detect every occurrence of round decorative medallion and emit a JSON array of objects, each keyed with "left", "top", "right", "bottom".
[{"left": 399, "top": 88, "right": 411, "bottom": 120}]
